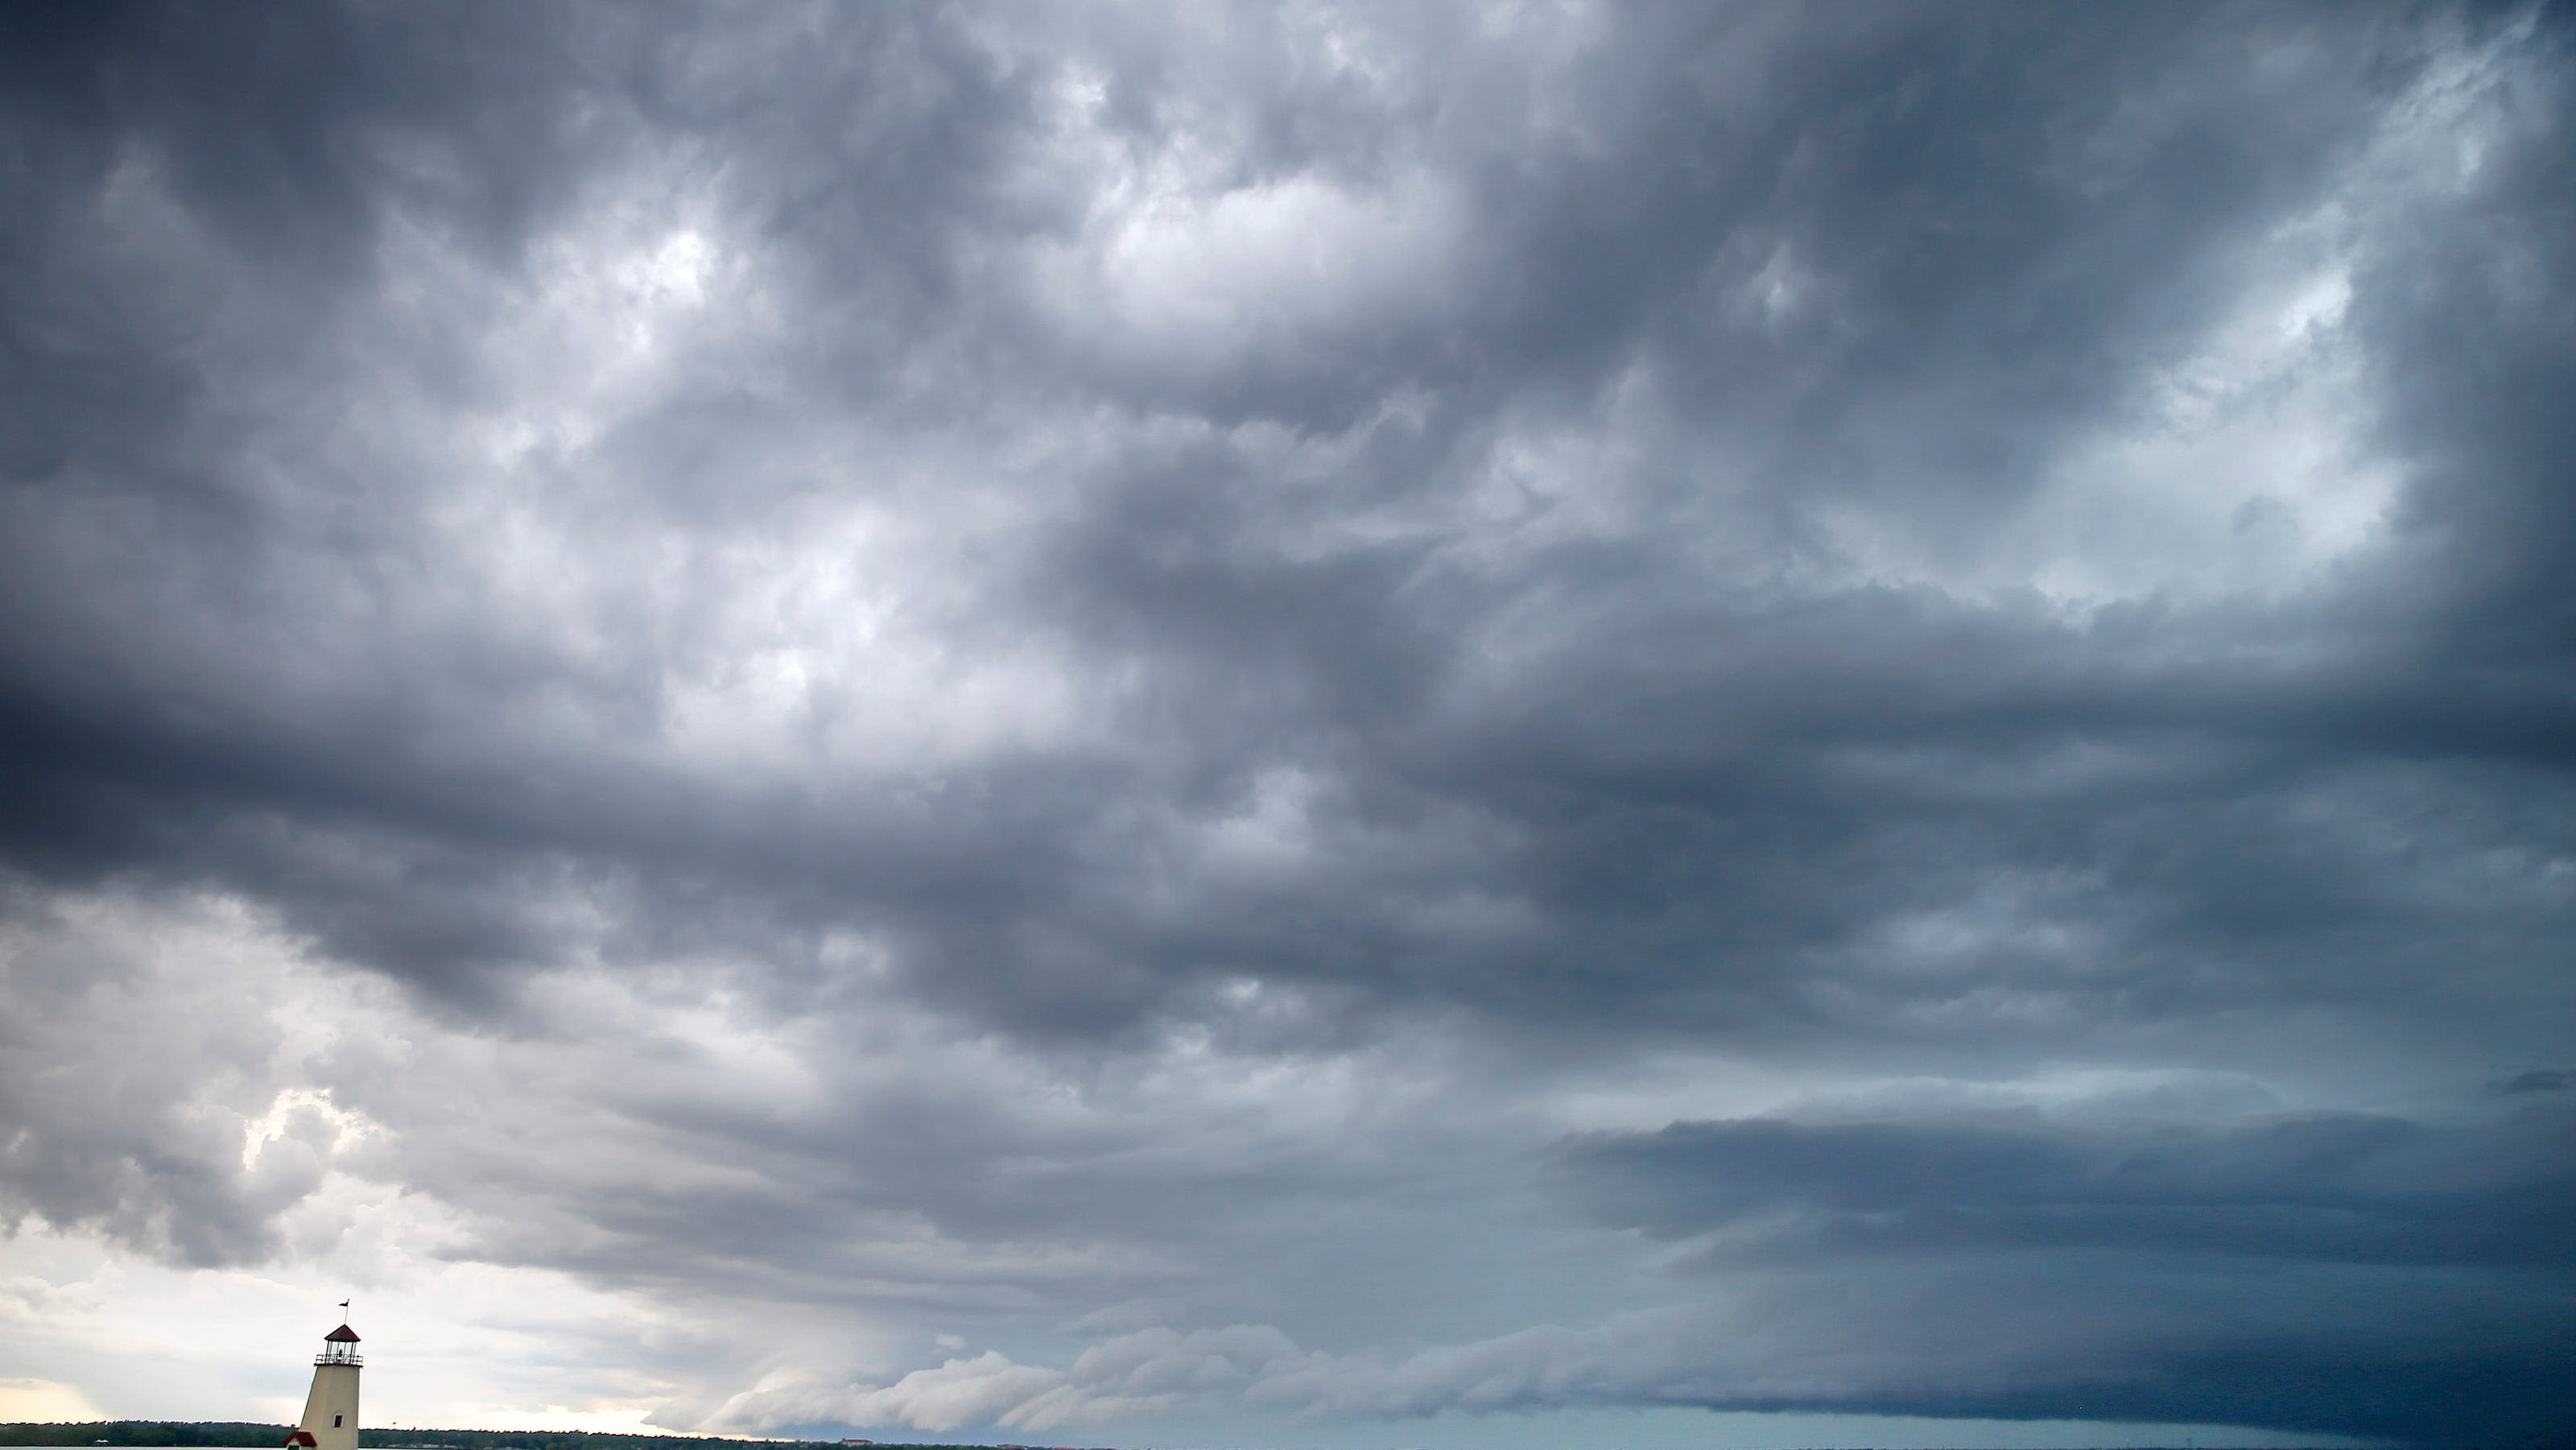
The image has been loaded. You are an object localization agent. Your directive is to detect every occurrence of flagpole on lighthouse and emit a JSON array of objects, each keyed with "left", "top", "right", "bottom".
[{"left": 285, "top": 1310, "right": 362, "bottom": 1450}]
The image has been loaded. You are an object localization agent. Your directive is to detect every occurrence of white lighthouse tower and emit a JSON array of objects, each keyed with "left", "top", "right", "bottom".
[{"left": 284, "top": 1320, "right": 361, "bottom": 1450}]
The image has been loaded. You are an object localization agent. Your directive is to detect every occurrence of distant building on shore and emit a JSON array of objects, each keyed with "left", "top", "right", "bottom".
[{"left": 283, "top": 1322, "right": 361, "bottom": 1450}]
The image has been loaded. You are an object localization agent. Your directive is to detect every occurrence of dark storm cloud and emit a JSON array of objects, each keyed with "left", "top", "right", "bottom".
[
  {"left": 2, "top": 1, "right": 2572, "bottom": 1444},
  {"left": 1564, "top": 1105, "right": 2576, "bottom": 1270},
  {"left": 0, "top": 0, "right": 597, "bottom": 481},
  {"left": 2502, "top": 1067, "right": 2574, "bottom": 1093},
  {"left": 1554, "top": 1102, "right": 2576, "bottom": 1441},
  {"left": 0, "top": 0, "right": 2559, "bottom": 1043}
]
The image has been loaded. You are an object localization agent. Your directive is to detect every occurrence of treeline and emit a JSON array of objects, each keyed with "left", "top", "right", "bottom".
[
  {"left": 0, "top": 1427, "right": 291, "bottom": 1448},
  {"left": 0, "top": 1431, "right": 913, "bottom": 1450},
  {"left": 0, "top": 1430, "right": 1127, "bottom": 1450}
]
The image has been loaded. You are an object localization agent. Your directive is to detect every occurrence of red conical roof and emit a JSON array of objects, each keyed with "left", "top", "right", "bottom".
[{"left": 324, "top": 1324, "right": 361, "bottom": 1342}]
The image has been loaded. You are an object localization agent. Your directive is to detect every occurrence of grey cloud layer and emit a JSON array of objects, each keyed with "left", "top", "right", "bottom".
[
  {"left": 2, "top": 2, "right": 2573, "bottom": 1444},
  {"left": 1567, "top": 1106, "right": 2576, "bottom": 1270}
]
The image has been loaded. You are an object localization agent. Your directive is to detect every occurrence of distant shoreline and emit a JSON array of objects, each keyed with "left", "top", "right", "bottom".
[{"left": 0, "top": 1427, "right": 1031, "bottom": 1450}]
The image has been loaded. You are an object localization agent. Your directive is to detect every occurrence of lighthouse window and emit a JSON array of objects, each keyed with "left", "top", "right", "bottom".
[{"left": 332, "top": 1418, "right": 342, "bottom": 1428}]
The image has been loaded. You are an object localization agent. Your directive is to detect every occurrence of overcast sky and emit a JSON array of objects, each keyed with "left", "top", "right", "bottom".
[{"left": 2, "top": 4, "right": 2570, "bottom": 1448}]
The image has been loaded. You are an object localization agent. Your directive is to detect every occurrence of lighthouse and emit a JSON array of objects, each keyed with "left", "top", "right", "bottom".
[{"left": 283, "top": 1321, "right": 361, "bottom": 1450}]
